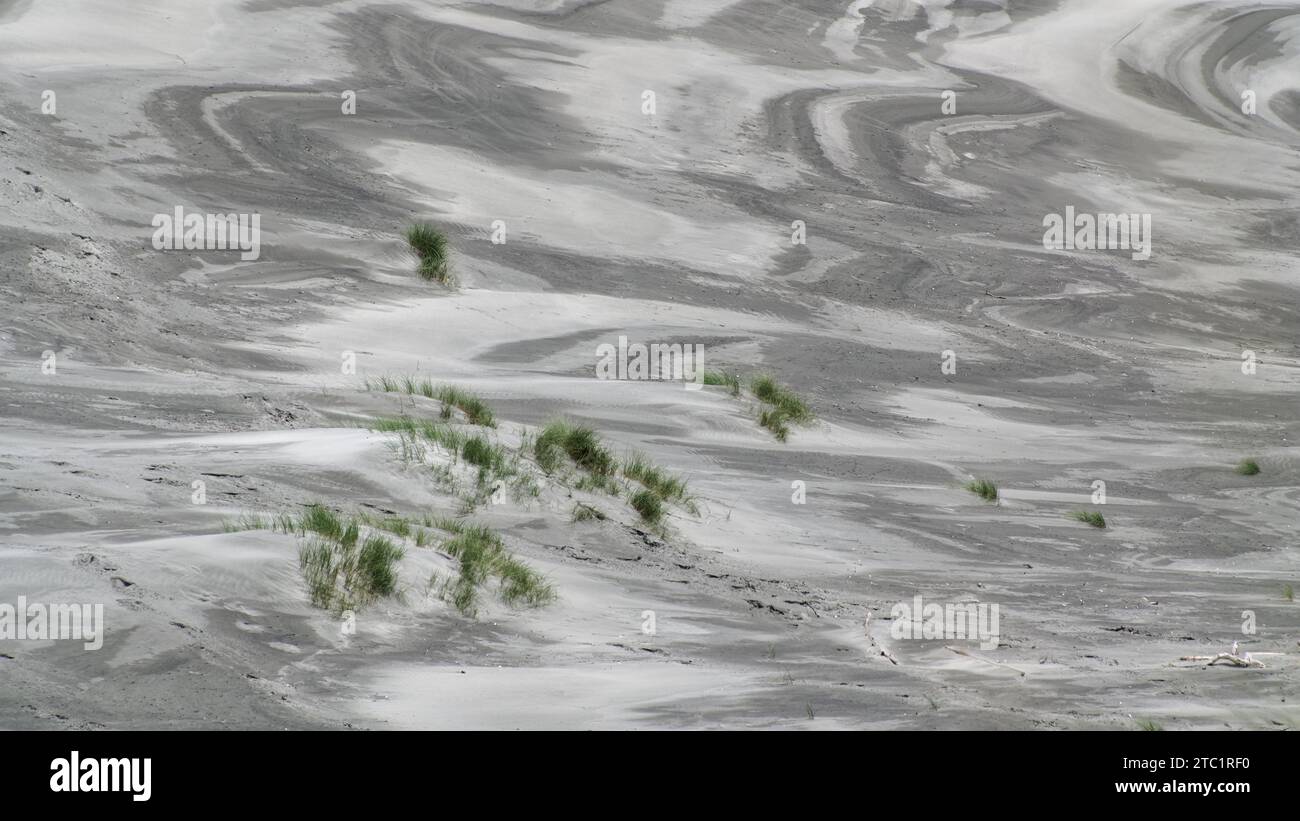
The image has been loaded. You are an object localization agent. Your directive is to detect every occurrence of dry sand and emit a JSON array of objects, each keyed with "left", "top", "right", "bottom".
[{"left": 1, "top": 0, "right": 1297, "bottom": 729}]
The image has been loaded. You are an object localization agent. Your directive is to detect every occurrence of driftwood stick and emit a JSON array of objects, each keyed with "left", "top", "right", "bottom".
[
  {"left": 945, "top": 645, "right": 1025, "bottom": 676},
  {"left": 1179, "top": 652, "right": 1265, "bottom": 669},
  {"left": 864, "top": 612, "right": 899, "bottom": 665}
]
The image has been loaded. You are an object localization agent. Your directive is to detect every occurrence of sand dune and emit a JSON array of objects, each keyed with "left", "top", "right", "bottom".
[{"left": 1, "top": 0, "right": 1297, "bottom": 730}]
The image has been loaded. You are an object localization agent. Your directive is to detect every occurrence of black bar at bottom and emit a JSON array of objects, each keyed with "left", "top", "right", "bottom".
[{"left": 1, "top": 730, "right": 1289, "bottom": 808}]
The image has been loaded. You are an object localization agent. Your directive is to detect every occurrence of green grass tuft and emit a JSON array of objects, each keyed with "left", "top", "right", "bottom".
[
  {"left": 571, "top": 502, "right": 607, "bottom": 523},
  {"left": 630, "top": 488, "right": 664, "bottom": 524},
  {"left": 433, "top": 384, "right": 496, "bottom": 427},
  {"left": 366, "top": 375, "right": 402, "bottom": 393},
  {"left": 299, "top": 504, "right": 355, "bottom": 544},
  {"left": 1069, "top": 510, "right": 1106, "bottom": 528},
  {"left": 432, "top": 519, "right": 553, "bottom": 616},
  {"left": 369, "top": 516, "right": 412, "bottom": 538},
  {"left": 356, "top": 534, "right": 403, "bottom": 599},
  {"left": 405, "top": 223, "right": 452, "bottom": 285},
  {"left": 574, "top": 473, "right": 619, "bottom": 495},
  {"left": 532, "top": 423, "right": 565, "bottom": 473},
  {"left": 563, "top": 426, "right": 615, "bottom": 475},
  {"left": 1236, "top": 458, "right": 1261, "bottom": 476},
  {"left": 299, "top": 539, "right": 342, "bottom": 611},
  {"left": 622, "top": 451, "right": 695, "bottom": 513},
  {"left": 370, "top": 417, "right": 467, "bottom": 455},
  {"left": 534, "top": 421, "right": 615, "bottom": 476},
  {"left": 228, "top": 502, "right": 555, "bottom": 619},
  {"left": 290, "top": 506, "right": 402, "bottom": 614},
  {"left": 1285, "top": 584, "right": 1294, "bottom": 602},
  {"left": 461, "top": 435, "right": 506, "bottom": 472},
  {"left": 368, "top": 380, "right": 496, "bottom": 428},
  {"left": 496, "top": 557, "right": 555, "bottom": 608},
  {"left": 1134, "top": 718, "right": 1163, "bottom": 731},
  {"left": 373, "top": 418, "right": 514, "bottom": 505},
  {"left": 758, "top": 408, "right": 790, "bottom": 442},
  {"left": 223, "top": 512, "right": 277, "bottom": 533},
  {"left": 702, "top": 370, "right": 741, "bottom": 397},
  {"left": 747, "top": 375, "right": 812, "bottom": 441},
  {"left": 750, "top": 374, "right": 812, "bottom": 424},
  {"left": 965, "top": 478, "right": 998, "bottom": 502}
]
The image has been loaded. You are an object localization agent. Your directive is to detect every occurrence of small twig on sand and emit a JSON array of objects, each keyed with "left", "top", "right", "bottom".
[
  {"left": 1180, "top": 652, "right": 1265, "bottom": 669},
  {"left": 864, "top": 611, "right": 898, "bottom": 665},
  {"left": 1180, "top": 641, "right": 1268, "bottom": 669},
  {"left": 946, "top": 645, "right": 1025, "bottom": 676}
]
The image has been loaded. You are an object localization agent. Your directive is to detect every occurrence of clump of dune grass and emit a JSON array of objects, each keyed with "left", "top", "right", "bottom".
[
  {"left": 405, "top": 375, "right": 434, "bottom": 399},
  {"left": 1285, "top": 584, "right": 1294, "bottom": 602},
  {"left": 298, "top": 503, "right": 356, "bottom": 542},
  {"left": 367, "top": 375, "right": 403, "bottom": 393},
  {"left": 1236, "top": 458, "right": 1261, "bottom": 476},
  {"left": 461, "top": 434, "right": 508, "bottom": 476},
  {"left": 622, "top": 451, "right": 696, "bottom": 513},
  {"left": 405, "top": 223, "right": 452, "bottom": 285},
  {"left": 370, "top": 416, "right": 467, "bottom": 455},
  {"left": 571, "top": 502, "right": 607, "bottom": 522},
  {"left": 575, "top": 473, "right": 620, "bottom": 495},
  {"left": 226, "top": 505, "right": 557, "bottom": 617},
  {"left": 367, "top": 379, "right": 496, "bottom": 428},
  {"left": 453, "top": 433, "right": 516, "bottom": 494},
  {"left": 371, "top": 416, "right": 517, "bottom": 505},
  {"left": 751, "top": 375, "right": 812, "bottom": 423},
  {"left": 758, "top": 408, "right": 791, "bottom": 442},
  {"left": 533, "top": 426, "right": 702, "bottom": 523},
  {"left": 702, "top": 370, "right": 741, "bottom": 397},
  {"left": 433, "top": 384, "right": 496, "bottom": 427},
  {"left": 533, "top": 421, "right": 615, "bottom": 477},
  {"left": 698, "top": 370, "right": 814, "bottom": 441},
  {"left": 630, "top": 488, "right": 664, "bottom": 524},
  {"left": 222, "top": 511, "right": 295, "bottom": 533},
  {"left": 356, "top": 534, "right": 403, "bottom": 595},
  {"left": 354, "top": 509, "right": 417, "bottom": 539},
  {"left": 1134, "top": 718, "right": 1163, "bottom": 731},
  {"left": 370, "top": 416, "right": 422, "bottom": 434},
  {"left": 229, "top": 504, "right": 405, "bottom": 615},
  {"left": 298, "top": 531, "right": 402, "bottom": 613},
  {"left": 1069, "top": 510, "right": 1106, "bottom": 528},
  {"left": 965, "top": 478, "right": 998, "bottom": 502},
  {"left": 749, "top": 374, "right": 812, "bottom": 441},
  {"left": 366, "top": 515, "right": 413, "bottom": 538},
  {"left": 357, "top": 512, "right": 440, "bottom": 547},
  {"left": 371, "top": 415, "right": 447, "bottom": 441},
  {"left": 225, "top": 505, "right": 406, "bottom": 614},
  {"left": 496, "top": 558, "right": 553, "bottom": 608},
  {"left": 559, "top": 425, "right": 615, "bottom": 476},
  {"left": 425, "top": 517, "right": 553, "bottom": 616}
]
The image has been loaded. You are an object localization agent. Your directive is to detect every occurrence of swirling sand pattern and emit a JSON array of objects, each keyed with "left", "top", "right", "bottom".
[{"left": 0, "top": 0, "right": 1295, "bottom": 729}]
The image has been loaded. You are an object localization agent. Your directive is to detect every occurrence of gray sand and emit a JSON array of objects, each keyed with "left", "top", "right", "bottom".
[{"left": 1, "top": 0, "right": 1297, "bottom": 729}]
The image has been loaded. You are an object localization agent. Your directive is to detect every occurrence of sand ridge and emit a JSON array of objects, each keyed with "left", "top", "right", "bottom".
[{"left": 0, "top": 0, "right": 1297, "bottom": 729}]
